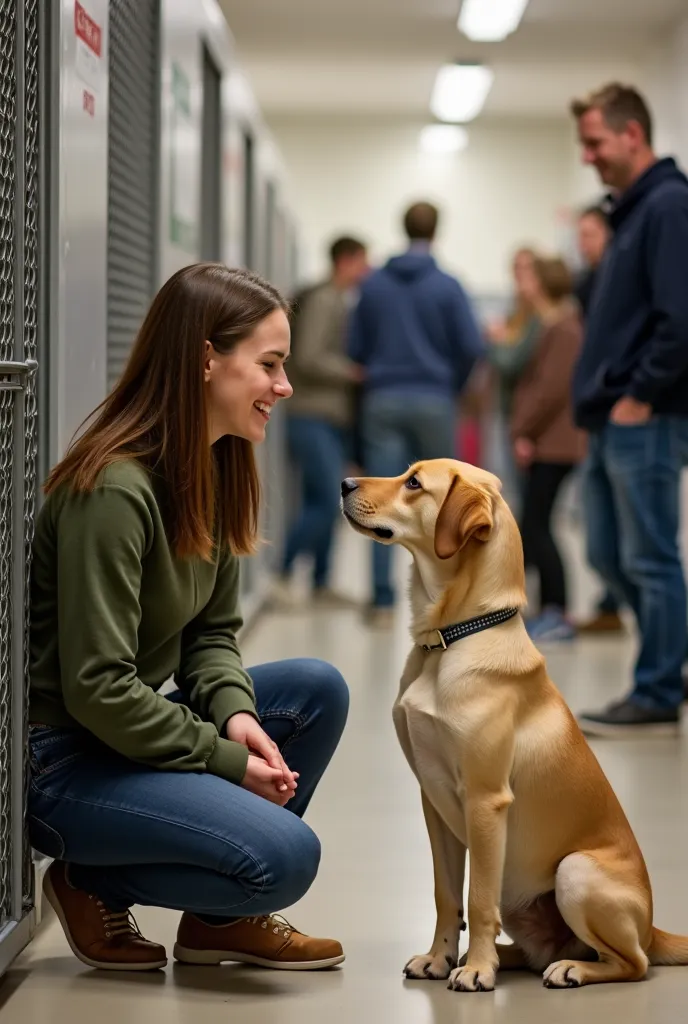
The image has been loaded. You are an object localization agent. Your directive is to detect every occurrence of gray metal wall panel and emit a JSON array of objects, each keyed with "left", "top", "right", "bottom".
[
  {"left": 200, "top": 44, "right": 221, "bottom": 262},
  {"left": 158, "top": 0, "right": 201, "bottom": 282},
  {"left": 106, "top": 0, "right": 159, "bottom": 392},
  {"left": 55, "top": 0, "right": 109, "bottom": 460},
  {"left": 242, "top": 129, "right": 255, "bottom": 269},
  {"left": 264, "top": 178, "right": 276, "bottom": 281}
]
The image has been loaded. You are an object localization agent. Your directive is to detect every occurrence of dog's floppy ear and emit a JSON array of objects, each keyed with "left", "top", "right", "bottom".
[{"left": 434, "top": 474, "right": 494, "bottom": 560}]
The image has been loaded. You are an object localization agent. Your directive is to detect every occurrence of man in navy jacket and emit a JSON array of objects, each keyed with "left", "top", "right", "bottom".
[
  {"left": 348, "top": 201, "right": 484, "bottom": 624},
  {"left": 571, "top": 83, "right": 688, "bottom": 735}
]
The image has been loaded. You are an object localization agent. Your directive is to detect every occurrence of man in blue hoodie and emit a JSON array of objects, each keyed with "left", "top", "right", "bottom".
[
  {"left": 348, "top": 201, "right": 484, "bottom": 625},
  {"left": 570, "top": 83, "right": 688, "bottom": 735}
]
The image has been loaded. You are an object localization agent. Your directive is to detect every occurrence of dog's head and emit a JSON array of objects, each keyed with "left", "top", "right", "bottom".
[{"left": 341, "top": 458, "right": 502, "bottom": 560}]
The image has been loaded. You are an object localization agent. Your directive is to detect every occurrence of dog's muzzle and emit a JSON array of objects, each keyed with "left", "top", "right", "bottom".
[{"left": 341, "top": 483, "right": 395, "bottom": 540}]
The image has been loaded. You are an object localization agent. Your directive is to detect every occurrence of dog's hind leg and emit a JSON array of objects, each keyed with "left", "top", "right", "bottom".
[
  {"left": 404, "top": 793, "right": 467, "bottom": 981},
  {"left": 502, "top": 890, "right": 595, "bottom": 974},
  {"left": 544, "top": 852, "right": 649, "bottom": 988}
]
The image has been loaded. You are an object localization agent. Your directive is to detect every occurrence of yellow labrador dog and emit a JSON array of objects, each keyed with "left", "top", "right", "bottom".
[{"left": 342, "top": 458, "right": 688, "bottom": 992}]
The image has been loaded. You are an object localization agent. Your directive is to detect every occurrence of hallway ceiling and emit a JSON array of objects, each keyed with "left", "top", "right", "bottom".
[{"left": 219, "top": 0, "right": 685, "bottom": 118}]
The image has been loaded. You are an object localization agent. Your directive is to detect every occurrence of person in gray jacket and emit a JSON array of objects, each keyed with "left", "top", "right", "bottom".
[{"left": 277, "top": 237, "right": 369, "bottom": 606}]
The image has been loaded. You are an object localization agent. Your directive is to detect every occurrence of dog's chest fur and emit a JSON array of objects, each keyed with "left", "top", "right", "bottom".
[{"left": 395, "top": 664, "right": 469, "bottom": 843}]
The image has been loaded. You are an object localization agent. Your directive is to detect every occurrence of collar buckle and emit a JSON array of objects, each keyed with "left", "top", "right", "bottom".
[{"left": 422, "top": 629, "right": 448, "bottom": 653}]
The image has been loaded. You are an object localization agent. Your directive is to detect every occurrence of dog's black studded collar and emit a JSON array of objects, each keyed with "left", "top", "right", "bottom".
[{"left": 419, "top": 607, "right": 520, "bottom": 652}]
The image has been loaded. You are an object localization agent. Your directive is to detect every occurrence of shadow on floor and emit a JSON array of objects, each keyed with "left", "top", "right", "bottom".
[{"left": 0, "top": 968, "right": 32, "bottom": 1011}]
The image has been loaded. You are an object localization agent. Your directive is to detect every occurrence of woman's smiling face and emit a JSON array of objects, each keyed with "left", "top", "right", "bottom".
[{"left": 204, "top": 308, "right": 293, "bottom": 444}]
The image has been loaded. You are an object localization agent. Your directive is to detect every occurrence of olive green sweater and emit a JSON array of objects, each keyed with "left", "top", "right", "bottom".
[{"left": 29, "top": 460, "right": 258, "bottom": 784}]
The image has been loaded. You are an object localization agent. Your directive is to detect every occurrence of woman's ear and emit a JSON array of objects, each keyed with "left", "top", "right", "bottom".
[
  {"left": 434, "top": 475, "right": 494, "bottom": 560},
  {"left": 204, "top": 340, "right": 213, "bottom": 383}
]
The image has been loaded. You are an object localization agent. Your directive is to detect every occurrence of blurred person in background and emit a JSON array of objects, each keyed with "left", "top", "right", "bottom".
[
  {"left": 510, "top": 256, "right": 586, "bottom": 644},
  {"left": 573, "top": 205, "right": 625, "bottom": 636},
  {"left": 574, "top": 205, "right": 610, "bottom": 317},
  {"left": 277, "top": 237, "right": 369, "bottom": 608},
  {"left": 348, "top": 201, "right": 484, "bottom": 627},
  {"left": 571, "top": 83, "right": 688, "bottom": 735},
  {"left": 484, "top": 246, "right": 542, "bottom": 511}
]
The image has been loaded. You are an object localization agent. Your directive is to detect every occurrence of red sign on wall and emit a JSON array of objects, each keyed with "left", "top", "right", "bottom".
[{"left": 74, "top": 1, "right": 102, "bottom": 58}]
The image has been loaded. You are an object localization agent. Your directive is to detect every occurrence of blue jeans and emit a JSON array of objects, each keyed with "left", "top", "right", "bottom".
[
  {"left": 362, "top": 390, "right": 457, "bottom": 608},
  {"left": 28, "top": 659, "right": 349, "bottom": 916},
  {"left": 283, "top": 417, "right": 347, "bottom": 588},
  {"left": 583, "top": 418, "right": 688, "bottom": 710}
]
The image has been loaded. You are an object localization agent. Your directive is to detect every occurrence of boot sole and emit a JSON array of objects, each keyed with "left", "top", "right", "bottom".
[
  {"left": 173, "top": 943, "right": 345, "bottom": 971},
  {"left": 44, "top": 872, "right": 168, "bottom": 972}
]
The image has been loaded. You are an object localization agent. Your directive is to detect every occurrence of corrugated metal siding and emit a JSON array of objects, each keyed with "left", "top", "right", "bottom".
[{"left": 107, "top": 0, "right": 159, "bottom": 392}]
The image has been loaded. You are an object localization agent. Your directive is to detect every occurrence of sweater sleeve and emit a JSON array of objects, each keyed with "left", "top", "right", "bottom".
[
  {"left": 629, "top": 199, "right": 688, "bottom": 404},
  {"left": 177, "top": 548, "right": 258, "bottom": 735},
  {"left": 56, "top": 484, "right": 249, "bottom": 783},
  {"left": 510, "top": 322, "right": 579, "bottom": 441}
]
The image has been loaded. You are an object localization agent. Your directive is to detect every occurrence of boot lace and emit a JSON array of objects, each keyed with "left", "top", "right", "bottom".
[
  {"left": 89, "top": 894, "right": 144, "bottom": 940},
  {"left": 248, "top": 914, "right": 293, "bottom": 939}
]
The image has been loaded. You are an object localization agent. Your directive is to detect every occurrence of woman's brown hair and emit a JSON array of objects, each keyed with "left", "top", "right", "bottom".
[
  {"left": 505, "top": 246, "right": 538, "bottom": 340},
  {"left": 532, "top": 256, "right": 573, "bottom": 303},
  {"left": 45, "top": 263, "right": 289, "bottom": 560}
]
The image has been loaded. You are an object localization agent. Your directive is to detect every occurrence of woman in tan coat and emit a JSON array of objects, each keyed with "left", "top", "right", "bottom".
[{"left": 510, "top": 256, "right": 587, "bottom": 644}]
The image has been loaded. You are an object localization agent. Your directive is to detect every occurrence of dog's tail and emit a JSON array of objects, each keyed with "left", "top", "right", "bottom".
[{"left": 648, "top": 927, "right": 688, "bottom": 966}]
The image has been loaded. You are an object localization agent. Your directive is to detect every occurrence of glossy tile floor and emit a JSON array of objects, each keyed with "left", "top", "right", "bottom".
[{"left": 4, "top": 515, "right": 688, "bottom": 1023}]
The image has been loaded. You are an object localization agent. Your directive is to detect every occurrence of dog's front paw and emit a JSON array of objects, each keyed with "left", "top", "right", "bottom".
[
  {"left": 543, "top": 960, "right": 584, "bottom": 989},
  {"left": 448, "top": 962, "right": 497, "bottom": 992},
  {"left": 404, "top": 952, "right": 457, "bottom": 981}
]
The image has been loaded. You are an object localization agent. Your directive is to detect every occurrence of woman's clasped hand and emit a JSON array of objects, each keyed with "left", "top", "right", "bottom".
[{"left": 227, "top": 711, "right": 299, "bottom": 806}]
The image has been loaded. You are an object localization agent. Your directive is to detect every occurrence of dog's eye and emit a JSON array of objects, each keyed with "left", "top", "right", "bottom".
[{"left": 405, "top": 475, "right": 422, "bottom": 491}]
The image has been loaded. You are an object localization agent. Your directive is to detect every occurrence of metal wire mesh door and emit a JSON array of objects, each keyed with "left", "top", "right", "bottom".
[{"left": 0, "top": 0, "right": 39, "bottom": 974}]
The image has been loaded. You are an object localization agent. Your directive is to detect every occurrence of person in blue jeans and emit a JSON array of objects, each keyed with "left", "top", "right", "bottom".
[
  {"left": 28, "top": 264, "right": 349, "bottom": 972},
  {"left": 571, "top": 83, "right": 688, "bottom": 734},
  {"left": 278, "top": 237, "right": 369, "bottom": 606},
  {"left": 348, "top": 201, "right": 484, "bottom": 625}
]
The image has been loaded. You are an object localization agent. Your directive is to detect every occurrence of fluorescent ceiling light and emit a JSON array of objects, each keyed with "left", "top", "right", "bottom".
[
  {"left": 430, "top": 63, "right": 494, "bottom": 123},
  {"left": 419, "top": 125, "right": 468, "bottom": 154},
  {"left": 458, "top": 0, "right": 529, "bottom": 42}
]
